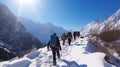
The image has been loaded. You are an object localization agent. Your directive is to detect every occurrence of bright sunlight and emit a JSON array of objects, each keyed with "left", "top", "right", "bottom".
[
  {"left": 18, "top": 0, "right": 37, "bottom": 6},
  {"left": 13, "top": 0, "right": 40, "bottom": 17}
]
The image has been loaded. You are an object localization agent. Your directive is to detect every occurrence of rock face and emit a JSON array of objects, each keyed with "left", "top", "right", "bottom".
[
  {"left": 0, "top": 3, "right": 43, "bottom": 60},
  {"left": 0, "top": 46, "right": 16, "bottom": 61}
]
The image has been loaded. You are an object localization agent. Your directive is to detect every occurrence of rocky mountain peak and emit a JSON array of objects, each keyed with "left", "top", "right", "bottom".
[
  {"left": 0, "top": 3, "right": 43, "bottom": 61},
  {"left": 0, "top": 3, "right": 14, "bottom": 18}
]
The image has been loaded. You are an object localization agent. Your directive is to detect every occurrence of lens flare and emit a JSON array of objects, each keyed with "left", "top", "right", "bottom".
[{"left": 12, "top": 0, "right": 40, "bottom": 18}]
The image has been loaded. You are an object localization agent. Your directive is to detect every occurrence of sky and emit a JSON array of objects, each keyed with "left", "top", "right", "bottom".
[{"left": 0, "top": 0, "right": 120, "bottom": 30}]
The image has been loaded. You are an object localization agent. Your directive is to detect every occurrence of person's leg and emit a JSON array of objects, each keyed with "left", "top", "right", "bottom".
[
  {"left": 52, "top": 50, "right": 56, "bottom": 65},
  {"left": 68, "top": 39, "right": 70, "bottom": 45},
  {"left": 69, "top": 39, "right": 71, "bottom": 45},
  {"left": 56, "top": 50, "right": 60, "bottom": 59},
  {"left": 68, "top": 39, "right": 71, "bottom": 45},
  {"left": 62, "top": 40, "right": 64, "bottom": 45},
  {"left": 63, "top": 39, "right": 65, "bottom": 45}
]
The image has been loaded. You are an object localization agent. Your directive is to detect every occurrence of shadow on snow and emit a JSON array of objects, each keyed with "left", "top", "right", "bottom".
[{"left": 62, "top": 60, "right": 87, "bottom": 67}]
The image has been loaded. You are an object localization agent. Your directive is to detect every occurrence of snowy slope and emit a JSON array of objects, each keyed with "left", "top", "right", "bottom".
[
  {"left": 81, "top": 9, "right": 120, "bottom": 67},
  {"left": 81, "top": 9, "right": 120, "bottom": 36},
  {"left": 81, "top": 21, "right": 100, "bottom": 36},
  {"left": 0, "top": 37, "right": 115, "bottom": 67},
  {"left": 19, "top": 17, "right": 68, "bottom": 44}
]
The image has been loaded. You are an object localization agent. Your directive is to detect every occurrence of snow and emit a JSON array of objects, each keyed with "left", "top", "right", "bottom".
[
  {"left": 26, "top": 51, "right": 40, "bottom": 59},
  {"left": 0, "top": 37, "right": 116, "bottom": 67}
]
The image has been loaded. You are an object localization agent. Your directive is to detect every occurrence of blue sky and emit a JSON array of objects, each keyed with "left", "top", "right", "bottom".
[{"left": 0, "top": 0, "right": 120, "bottom": 30}]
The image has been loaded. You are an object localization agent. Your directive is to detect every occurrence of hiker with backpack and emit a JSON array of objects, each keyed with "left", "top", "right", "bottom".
[
  {"left": 61, "top": 33, "right": 66, "bottom": 45},
  {"left": 47, "top": 33, "right": 61, "bottom": 66},
  {"left": 73, "top": 32, "right": 76, "bottom": 40},
  {"left": 67, "top": 32, "right": 72, "bottom": 45}
]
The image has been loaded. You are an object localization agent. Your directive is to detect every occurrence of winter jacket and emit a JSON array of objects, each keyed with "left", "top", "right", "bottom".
[{"left": 61, "top": 34, "right": 66, "bottom": 40}]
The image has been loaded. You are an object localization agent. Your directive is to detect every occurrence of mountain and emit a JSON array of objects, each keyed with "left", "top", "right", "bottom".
[
  {"left": 81, "top": 9, "right": 120, "bottom": 36},
  {"left": 0, "top": 3, "right": 43, "bottom": 59},
  {"left": 81, "top": 9, "right": 120, "bottom": 67},
  {"left": 18, "top": 18, "right": 68, "bottom": 44},
  {"left": 81, "top": 21, "right": 100, "bottom": 36}
]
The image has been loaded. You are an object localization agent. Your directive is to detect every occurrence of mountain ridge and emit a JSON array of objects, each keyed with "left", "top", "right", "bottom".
[
  {"left": 19, "top": 17, "right": 68, "bottom": 44},
  {"left": 81, "top": 9, "right": 120, "bottom": 36},
  {"left": 0, "top": 3, "right": 43, "bottom": 60}
]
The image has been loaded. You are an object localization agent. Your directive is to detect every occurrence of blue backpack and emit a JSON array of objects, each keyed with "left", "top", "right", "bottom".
[{"left": 50, "top": 34, "right": 57, "bottom": 46}]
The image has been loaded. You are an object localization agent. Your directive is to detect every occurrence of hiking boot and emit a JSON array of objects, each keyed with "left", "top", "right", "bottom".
[{"left": 53, "top": 62, "right": 56, "bottom": 66}]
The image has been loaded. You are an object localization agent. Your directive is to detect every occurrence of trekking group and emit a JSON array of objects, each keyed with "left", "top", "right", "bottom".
[{"left": 47, "top": 31, "right": 80, "bottom": 66}]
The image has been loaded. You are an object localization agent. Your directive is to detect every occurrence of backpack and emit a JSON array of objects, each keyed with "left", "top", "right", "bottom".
[
  {"left": 61, "top": 34, "right": 65, "bottom": 40},
  {"left": 50, "top": 34, "right": 57, "bottom": 46},
  {"left": 68, "top": 32, "right": 72, "bottom": 39}
]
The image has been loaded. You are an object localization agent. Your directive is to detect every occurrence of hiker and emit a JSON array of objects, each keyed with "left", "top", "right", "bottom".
[
  {"left": 77, "top": 31, "right": 80, "bottom": 37},
  {"left": 61, "top": 33, "right": 66, "bottom": 45},
  {"left": 76, "top": 31, "right": 80, "bottom": 38},
  {"left": 67, "top": 32, "right": 72, "bottom": 45},
  {"left": 73, "top": 32, "right": 76, "bottom": 40},
  {"left": 47, "top": 33, "right": 61, "bottom": 66}
]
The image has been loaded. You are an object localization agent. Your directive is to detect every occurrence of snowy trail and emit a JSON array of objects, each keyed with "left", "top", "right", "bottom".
[{"left": 0, "top": 37, "right": 115, "bottom": 67}]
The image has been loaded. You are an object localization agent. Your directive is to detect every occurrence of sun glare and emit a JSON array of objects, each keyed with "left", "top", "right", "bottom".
[
  {"left": 18, "top": 0, "right": 37, "bottom": 6},
  {"left": 12, "top": 0, "right": 40, "bottom": 17}
]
